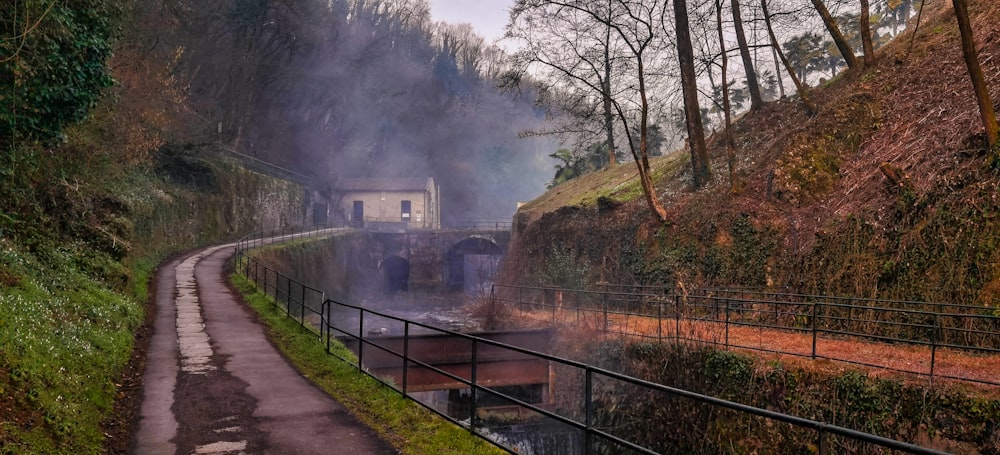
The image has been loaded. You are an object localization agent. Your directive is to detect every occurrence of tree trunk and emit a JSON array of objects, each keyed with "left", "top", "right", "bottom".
[
  {"left": 717, "top": 0, "right": 737, "bottom": 188},
  {"left": 810, "top": 0, "right": 859, "bottom": 69},
  {"left": 636, "top": 55, "right": 669, "bottom": 221},
  {"left": 771, "top": 44, "right": 786, "bottom": 98},
  {"left": 675, "top": 0, "right": 712, "bottom": 188},
  {"left": 860, "top": 0, "right": 876, "bottom": 67},
  {"left": 763, "top": 0, "right": 817, "bottom": 116},
  {"left": 731, "top": 0, "right": 764, "bottom": 110},
  {"left": 953, "top": 0, "right": 998, "bottom": 148},
  {"left": 602, "top": 22, "right": 617, "bottom": 167}
]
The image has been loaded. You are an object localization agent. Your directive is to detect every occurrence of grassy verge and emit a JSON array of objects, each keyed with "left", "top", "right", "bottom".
[
  {"left": 0, "top": 241, "right": 144, "bottom": 454},
  {"left": 229, "top": 274, "right": 505, "bottom": 455}
]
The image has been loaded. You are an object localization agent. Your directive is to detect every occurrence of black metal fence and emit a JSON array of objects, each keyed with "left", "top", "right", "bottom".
[
  {"left": 446, "top": 220, "right": 513, "bottom": 231},
  {"left": 233, "top": 230, "right": 950, "bottom": 455},
  {"left": 318, "top": 298, "right": 948, "bottom": 455},
  {"left": 233, "top": 226, "right": 340, "bottom": 334},
  {"left": 491, "top": 284, "right": 1000, "bottom": 386}
]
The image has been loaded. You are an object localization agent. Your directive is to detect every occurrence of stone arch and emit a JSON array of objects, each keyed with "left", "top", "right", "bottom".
[{"left": 445, "top": 237, "right": 503, "bottom": 293}]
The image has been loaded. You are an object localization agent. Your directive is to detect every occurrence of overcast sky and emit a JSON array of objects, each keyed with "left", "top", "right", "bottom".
[{"left": 426, "top": 0, "right": 513, "bottom": 43}]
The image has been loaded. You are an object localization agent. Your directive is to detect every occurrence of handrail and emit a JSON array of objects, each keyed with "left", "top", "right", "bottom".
[
  {"left": 490, "top": 284, "right": 1000, "bottom": 386},
  {"left": 321, "top": 298, "right": 948, "bottom": 455}
]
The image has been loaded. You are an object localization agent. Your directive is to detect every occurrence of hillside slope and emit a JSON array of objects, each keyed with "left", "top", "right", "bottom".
[{"left": 506, "top": 0, "right": 1000, "bottom": 306}]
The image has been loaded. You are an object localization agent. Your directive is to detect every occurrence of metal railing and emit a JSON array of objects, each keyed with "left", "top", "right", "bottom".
[
  {"left": 491, "top": 284, "right": 1000, "bottom": 386},
  {"left": 232, "top": 230, "right": 950, "bottom": 454},
  {"left": 233, "top": 226, "right": 343, "bottom": 333},
  {"left": 213, "top": 144, "right": 314, "bottom": 187},
  {"left": 320, "top": 298, "right": 947, "bottom": 455},
  {"left": 446, "top": 220, "right": 513, "bottom": 231}
]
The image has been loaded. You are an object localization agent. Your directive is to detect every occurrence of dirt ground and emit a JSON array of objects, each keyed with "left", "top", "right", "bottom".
[{"left": 515, "top": 306, "right": 1000, "bottom": 398}]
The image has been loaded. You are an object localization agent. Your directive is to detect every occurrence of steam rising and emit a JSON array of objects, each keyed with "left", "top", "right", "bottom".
[{"left": 162, "top": 0, "right": 555, "bottom": 222}]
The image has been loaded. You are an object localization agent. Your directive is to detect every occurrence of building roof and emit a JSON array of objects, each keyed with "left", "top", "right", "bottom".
[{"left": 337, "top": 177, "right": 433, "bottom": 192}]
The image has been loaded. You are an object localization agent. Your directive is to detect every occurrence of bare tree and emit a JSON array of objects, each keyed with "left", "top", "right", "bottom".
[
  {"left": 953, "top": 0, "right": 998, "bottom": 148},
  {"left": 508, "top": 0, "right": 622, "bottom": 169},
  {"left": 510, "top": 0, "right": 671, "bottom": 220},
  {"left": 810, "top": 0, "right": 858, "bottom": 69},
  {"left": 674, "top": 0, "right": 712, "bottom": 188},
  {"left": 716, "top": 0, "right": 737, "bottom": 187},
  {"left": 762, "top": 0, "right": 816, "bottom": 115},
  {"left": 730, "top": 0, "right": 764, "bottom": 110},
  {"left": 859, "top": 0, "right": 876, "bottom": 67}
]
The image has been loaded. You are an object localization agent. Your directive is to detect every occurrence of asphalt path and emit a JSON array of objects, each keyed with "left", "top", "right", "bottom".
[{"left": 132, "top": 242, "right": 398, "bottom": 455}]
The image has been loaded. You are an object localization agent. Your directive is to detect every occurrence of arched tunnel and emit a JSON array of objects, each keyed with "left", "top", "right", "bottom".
[
  {"left": 445, "top": 237, "right": 503, "bottom": 293},
  {"left": 380, "top": 255, "right": 410, "bottom": 292}
]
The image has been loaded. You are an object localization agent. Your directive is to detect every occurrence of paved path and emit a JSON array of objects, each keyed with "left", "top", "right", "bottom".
[{"left": 133, "top": 243, "right": 398, "bottom": 455}]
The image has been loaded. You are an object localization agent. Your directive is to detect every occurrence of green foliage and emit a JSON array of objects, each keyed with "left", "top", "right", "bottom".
[
  {"left": 632, "top": 214, "right": 777, "bottom": 288},
  {"left": 0, "top": 240, "right": 143, "bottom": 453},
  {"left": 772, "top": 94, "right": 880, "bottom": 205},
  {"left": 1, "top": 0, "right": 122, "bottom": 144},
  {"left": 548, "top": 144, "right": 616, "bottom": 189},
  {"left": 793, "top": 180, "right": 1000, "bottom": 306},
  {"left": 540, "top": 245, "right": 588, "bottom": 288},
  {"left": 704, "top": 350, "right": 754, "bottom": 387},
  {"left": 574, "top": 340, "right": 1000, "bottom": 453}
]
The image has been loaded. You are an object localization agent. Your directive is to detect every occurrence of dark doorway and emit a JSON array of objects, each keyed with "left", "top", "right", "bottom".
[
  {"left": 312, "top": 203, "right": 328, "bottom": 225},
  {"left": 381, "top": 255, "right": 410, "bottom": 292},
  {"left": 445, "top": 238, "right": 503, "bottom": 293},
  {"left": 352, "top": 201, "right": 364, "bottom": 227}
]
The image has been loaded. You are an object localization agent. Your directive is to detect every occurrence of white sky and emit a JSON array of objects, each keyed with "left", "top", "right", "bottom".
[{"left": 426, "top": 0, "right": 513, "bottom": 43}]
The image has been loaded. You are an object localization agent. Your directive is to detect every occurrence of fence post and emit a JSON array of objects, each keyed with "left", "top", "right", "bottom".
[
  {"left": 585, "top": 367, "right": 593, "bottom": 455},
  {"left": 262, "top": 267, "right": 268, "bottom": 297},
  {"left": 811, "top": 302, "right": 818, "bottom": 359},
  {"left": 657, "top": 302, "right": 663, "bottom": 343},
  {"left": 817, "top": 427, "right": 827, "bottom": 455},
  {"left": 603, "top": 290, "right": 609, "bottom": 332},
  {"left": 358, "top": 310, "right": 364, "bottom": 371},
  {"left": 725, "top": 299, "right": 731, "bottom": 349},
  {"left": 300, "top": 284, "right": 307, "bottom": 326},
  {"left": 675, "top": 294, "right": 681, "bottom": 342},
  {"left": 402, "top": 322, "right": 409, "bottom": 396},
  {"left": 470, "top": 339, "right": 478, "bottom": 434},
  {"left": 323, "top": 300, "right": 330, "bottom": 353},
  {"left": 930, "top": 313, "right": 939, "bottom": 381},
  {"left": 285, "top": 275, "right": 292, "bottom": 317},
  {"left": 552, "top": 289, "right": 558, "bottom": 323}
]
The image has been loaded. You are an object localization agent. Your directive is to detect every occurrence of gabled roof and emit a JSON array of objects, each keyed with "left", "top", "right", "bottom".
[{"left": 337, "top": 177, "right": 433, "bottom": 192}]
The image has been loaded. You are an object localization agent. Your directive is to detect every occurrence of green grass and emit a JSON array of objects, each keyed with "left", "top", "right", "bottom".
[
  {"left": 230, "top": 274, "right": 506, "bottom": 455},
  {"left": 0, "top": 242, "right": 144, "bottom": 454}
]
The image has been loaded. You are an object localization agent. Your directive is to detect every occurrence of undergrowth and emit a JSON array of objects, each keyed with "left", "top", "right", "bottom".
[
  {"left": 567, "top": 339, "right": 1000, "bottom": 454},
  {"left": 0, "top": 239, "right": 143, "bottom": 453}
]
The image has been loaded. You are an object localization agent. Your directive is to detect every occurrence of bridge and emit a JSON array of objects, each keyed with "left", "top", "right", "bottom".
[
  {"left": 304, "top": 226, "right": 512, "bottom": 296},
  {"left": 341, "top": 328, "right": 552, "bottom": 397}
]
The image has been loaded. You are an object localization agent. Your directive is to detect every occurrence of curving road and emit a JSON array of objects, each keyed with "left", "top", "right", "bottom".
[{"left": 132, "top": 242, "right": 397, "bottom": 455}]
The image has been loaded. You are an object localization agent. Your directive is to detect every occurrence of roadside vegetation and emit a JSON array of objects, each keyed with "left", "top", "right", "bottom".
[
  {"left": 230, "top": 274, "right": 505, "bottom": 455},
  {"left": 505, "top": 0, "right": 1000, "bottom": 307},
  {"left": 566, "top": 339, "right": 1000, "bottom": 453}
]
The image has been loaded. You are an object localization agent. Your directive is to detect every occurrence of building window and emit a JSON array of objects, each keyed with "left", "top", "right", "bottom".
[{"left": 401, "top": 200, "right": 411, "bottom": 220}]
